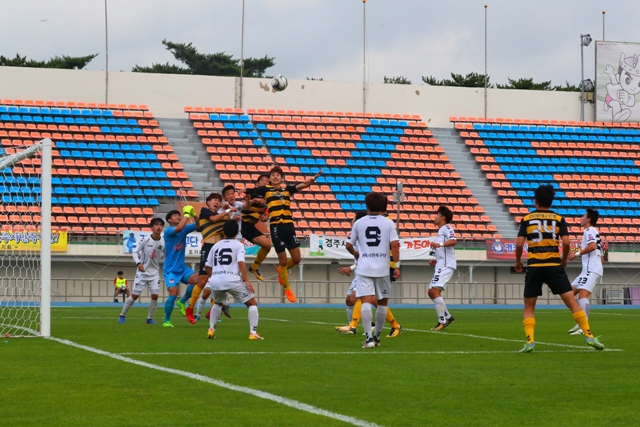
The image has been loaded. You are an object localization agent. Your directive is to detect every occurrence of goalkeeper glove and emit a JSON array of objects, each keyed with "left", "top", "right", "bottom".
[{"left": 183, "top": 205, "right": 196, "bottom": 218}]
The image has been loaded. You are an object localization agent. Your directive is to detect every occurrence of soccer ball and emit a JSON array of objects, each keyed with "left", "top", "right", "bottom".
[{"left": 271, "top": 74, "right": 288, "bottom": 92}]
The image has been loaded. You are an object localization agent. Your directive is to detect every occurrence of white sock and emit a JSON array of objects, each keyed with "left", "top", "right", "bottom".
[
  {"left": 346, "top": 305, "right": 354, "bottom": 324},
  {"left": 579, "top": 298, "right": 590, "bottom": 318},
  {"left": 375, "top": 305, "right": 387, "bottom": 337},
  {"left": 248, "top": 305, "right": 259, "bottom": 334},
  {"left": 196, "top": 297, "right": 206, "bottom": 317},
  {"left": 361, "top": 303, "right": 373, "bottom": 340},
  {"left": 147, "top": 299, "right": 158, "bottom": 319},
  {"left": 210, "top": 304, "right": 223, "bottom": 330},
  {"left": 120, "top": 296, "right": 135, "bottom": 316},
  {"left": 434, "top": 297, "right": 446, "bottom": 323}
]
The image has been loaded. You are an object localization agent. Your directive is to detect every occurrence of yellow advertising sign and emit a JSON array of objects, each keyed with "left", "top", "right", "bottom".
[{"left": 0, "top": 229, "right": 68, "bottom": 252}]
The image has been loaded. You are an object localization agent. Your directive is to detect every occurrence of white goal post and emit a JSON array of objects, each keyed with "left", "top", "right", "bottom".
[{"left": 0, "top": 138, "right": 51, "bottom": 337}]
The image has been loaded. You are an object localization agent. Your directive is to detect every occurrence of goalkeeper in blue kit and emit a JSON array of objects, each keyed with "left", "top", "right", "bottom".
[{"left": 162, "top": 205, "right": 200, "bottom": 327}]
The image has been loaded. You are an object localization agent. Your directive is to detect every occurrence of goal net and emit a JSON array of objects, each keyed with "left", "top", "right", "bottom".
[{"left": 0, "top": 139, "right": 52, "bottom": 337}]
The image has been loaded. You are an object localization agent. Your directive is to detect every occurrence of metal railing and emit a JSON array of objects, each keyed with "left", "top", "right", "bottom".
[{"left": 44, "top": 278, "right": 640, "bottom": 306}]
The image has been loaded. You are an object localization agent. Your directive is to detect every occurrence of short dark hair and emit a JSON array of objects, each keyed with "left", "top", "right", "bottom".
[
  {"left": 117, "top": 271, "right": 123, "bottom": 275},
  {"left": 270, "top": 165, "right": 284, "bottom": 178},
  {"left": 222, "top": 185, "right": 235, "bottom": 197},
  {"left": 165, "top": 210, "right": 180, "bottom": 221},
  {"left": 534, "top": 184, "right": 555, "bottom": 208},
  {"left": 355, "top": 210, "right": 368, "bottom": 221},
  {"left": 150, "top": 217, "right": 165, "bottom": 227},
  {"left": 437, "top": 206, "right": 453, "bottom": 223},
  {"left": 206, "top": 192, "right": 222, "bottom": 202},
  {"left": 365, "top": 192, "right": 387, "bottom": 213},
  {"left": 257, "top": 174, "right": 269, "bottom": 183},
  {"left": 586, "top": 208, "right": 599, "bottom": 226},
  {"left": 223, "top": 219, "right": 239, "bottom": 238}
]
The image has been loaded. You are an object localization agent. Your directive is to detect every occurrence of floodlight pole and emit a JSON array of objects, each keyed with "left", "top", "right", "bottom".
[
  {"left": 484, "top": 4, "right": 488, "bottom": 120},
  {"left": 581, "top": 36, "right": 584, "bottom": 122},
  {"left": 580, "top": 34, "right": 591, "bottom": 122},
  {"left": 104, "top": 0, "right": 109, "bottom": 105},
  {"left": 602, "top": 11, "right": 606, "bottom": 41},
  {"left": 362, "top": 0, "right": 367, "bottom": 114},
  {"left": 239, "top": 0, "right": 246, "bottom": 109}
]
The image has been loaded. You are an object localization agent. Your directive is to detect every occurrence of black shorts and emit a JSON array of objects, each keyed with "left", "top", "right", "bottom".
[
  {"left": 199, "top": 242, "right": 215, "bottom": 275},
  {"left": 389, "top": 267, "right": 396, "bottom": 282},
  {"left": 523, "top": 265, "right": 572, "bottom": 298},
  {"left": 241, "top": 223, "right": 264, "bottom": 242},
  {"left": 270, "top": 222, "right": 300, "bottom": 254}
]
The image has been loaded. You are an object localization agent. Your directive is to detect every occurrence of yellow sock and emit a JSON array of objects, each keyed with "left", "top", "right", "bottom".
[
  {"left": 252, "top": 247, "right": 269, "bottom": 271},
  {"left": 572, "top": 310, "right": 593, "bottom": 338},
  {"left": 386, "top": 308, "right": 400, "bottom": 329},
  {"left": 189, "top": 284, "right": 203, "bottom": 309},
  {"left": 286, "top": 258, "right": 295, "bottom": 270},
  {"left": 523, "top": 317, "right": 536, "bottom": 344},
  {"left": 279, "top": 266, "right": 290, "bottom": 291},
  {"left": 349, "top": 300, "right": 362, "bottom": 329}
]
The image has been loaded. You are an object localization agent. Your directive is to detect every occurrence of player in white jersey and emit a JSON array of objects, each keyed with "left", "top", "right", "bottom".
[
  {"left": 335, "top": 210, "right": 403, "bottom": 337},
  {"left": 428, "top": 206, "right": 457, "bottom": 331},
  {"left": 119, "top": 218, "right": 165, "bottom": 324},
  {"left": 346, "top": 192, "right": 400, "bottom": 349},
  {"left": 196, "top": 220, "right": 263, "bottom": 340},
  {"left": 567, "top": 209, "right": 604, "bottom": 335}
]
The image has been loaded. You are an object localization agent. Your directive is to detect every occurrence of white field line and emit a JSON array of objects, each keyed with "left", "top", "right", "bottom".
[
  {"left": 45, "top": 336, "right": 383, "bottom": 427},
  {"left": 261, "top": 318, "right": 623, "bottom": 351},
  {"left": 120, "top": 349, "right": 604, "bottom": 356}
]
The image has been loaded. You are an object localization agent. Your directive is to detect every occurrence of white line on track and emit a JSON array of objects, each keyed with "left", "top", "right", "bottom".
[
  {"left": 45, "top": 336, "right": 383, "bottom": 427},
  {"left": 120, "top": 349, "right": 610, "bottom": 356},
  {"left": 261, "top": 318, "right": 623, "bottom": 351}
]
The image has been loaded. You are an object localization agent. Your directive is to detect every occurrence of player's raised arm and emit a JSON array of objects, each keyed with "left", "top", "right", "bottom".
[{"left": 295, "top": 169, "right": 324, "bottom": 191}]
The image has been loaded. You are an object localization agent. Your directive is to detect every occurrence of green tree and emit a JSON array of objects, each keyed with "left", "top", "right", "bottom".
[
  {"left": 422, "top": 72, "right": 491, "bottom": 88},
  {"left": 553, "top": 81, "right": 582, "bottom": 92},
  {"left": 0, "top": 53, "right": 97, "bottom": 69},
  {"left": 497, "top": 77, "right": 553, "bottom": 90},
  {"left": 384, "top": 76, "right": 412, "bottom": 84},
  {"left": 132, "top": 39, "right": 275, "bottom": 77}
]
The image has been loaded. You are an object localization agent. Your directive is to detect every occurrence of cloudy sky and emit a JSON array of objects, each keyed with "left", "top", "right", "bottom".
[{"left": 0, "top": 0, "right": 634, "bottom": 86}]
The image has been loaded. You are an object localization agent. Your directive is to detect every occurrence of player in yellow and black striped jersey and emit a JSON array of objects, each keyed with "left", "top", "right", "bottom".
[
  {"left": 249, "top": 166, "right": 323, "bottom": 303},
  {"left": 514, "top": 184, "right": 604, "bottom": 352},
  {"left": 185, "top": 192, "right": 236, "bottom": 324},
  {"left": 241, "top": 174, "right": 271, "bottom": 282}
]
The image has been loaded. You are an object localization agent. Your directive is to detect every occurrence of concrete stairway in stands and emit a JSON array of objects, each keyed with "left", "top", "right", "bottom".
[
  {"left": 158, "top": 118, "right": 223, "bottom": 194},
  {"left": 430, "top": 127, "right": 519, "bottom": 238}
]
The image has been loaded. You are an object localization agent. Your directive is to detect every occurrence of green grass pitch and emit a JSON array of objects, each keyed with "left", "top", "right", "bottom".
[{"left": 2, "top": 306, "right": 638, "bottom": 426}]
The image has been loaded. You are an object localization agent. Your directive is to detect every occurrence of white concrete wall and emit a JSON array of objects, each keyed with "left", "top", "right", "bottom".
[{"left": 0, "top": 66, "right": 594, "bottom": 127}]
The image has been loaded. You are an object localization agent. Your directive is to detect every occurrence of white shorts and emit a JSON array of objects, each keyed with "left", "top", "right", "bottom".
[
  {"left": 346, "top": 277, "right": 358, "bottom": 296},
  {"left": 572, "top": 271, "right": 601, "bottom": 294},
  {"left": 355, "top": 274, "right": 391, "bottom": 300},
  {"left": 132, "top": 274, "right": 160, "bottom": 295},
  {"left": 429, "top": 267, "right": 455, "bottom": 290},
  {"left": 205, "top": 281, "right": 254, "bottom": 304}
]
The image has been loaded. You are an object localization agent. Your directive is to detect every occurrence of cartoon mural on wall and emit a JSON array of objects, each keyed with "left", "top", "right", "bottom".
[{"left": 596, "top": 41, "right": 640, "bottom": 123}]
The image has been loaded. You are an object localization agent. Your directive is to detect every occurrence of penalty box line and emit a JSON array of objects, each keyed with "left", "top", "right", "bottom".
[
  {"left": 46, "top": 335, "right": 383, "bottom": 427},
  {"left": 262, "top": 318, "right": 623, "bottom": 352}
]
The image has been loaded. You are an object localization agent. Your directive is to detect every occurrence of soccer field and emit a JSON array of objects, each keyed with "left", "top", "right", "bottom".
[{"left": 2, "top": 306, "right": 638, "bottom": 426}]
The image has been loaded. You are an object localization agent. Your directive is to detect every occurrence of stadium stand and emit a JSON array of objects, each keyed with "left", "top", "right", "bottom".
[
  {"left": 187, "top": 107, "right": 498, "bottom": 239},
  {"left": 0, "top": 99, "right": 196, "bottom": 234},
  {"left": 452, "top": 116, "right": 640, "bottom": 242}
]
